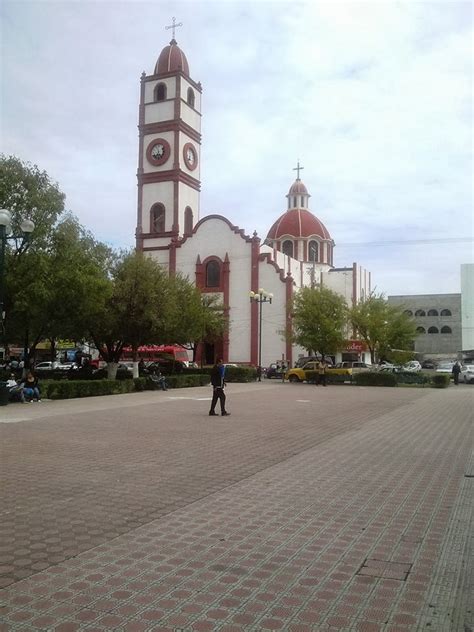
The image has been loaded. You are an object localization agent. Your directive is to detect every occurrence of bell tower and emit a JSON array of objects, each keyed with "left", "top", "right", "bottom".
[{"left": 136, "top": 21, "right": 201, "bottom": 263}]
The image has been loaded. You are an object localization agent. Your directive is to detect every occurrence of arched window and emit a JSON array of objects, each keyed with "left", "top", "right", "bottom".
[
  {"left": 440, "top": 309, "right": 452, "bottom": 316},
  {"left": 206, "top": 260, "right": 221, "bottom": 288},
  {"left": 150, "top": 203, "right": 165, "bottom": 233},
  {"left": 416, "top": 326, "right": 426, "bottom": 334},
  {"left": 308, "top": 240, "right": 319, "bottom": 262},
  {"left": 293, "top": 197, "right": 297, "bottom": 208},
  {"left": 415, "top": 309, "right": 426, "bottom": 317},
  {"left": 155, "top": 83, "right": 166, "bottom": 102},
  {"left": 440, "top": 326, "right": 452, "bottom": 334},
  {"left": 428, "top": 326, "right": 439, "bottom": 334},
  {"left": 187, "top": 87, "right": 195, "bottom": 107},
  {"left": 184, "top": 207, "right": 193, "bottom": 235},
  {"left": 282, "top": 240, "right": 293, "bottom": 257},
  {"left": 301, "top": 196, "right": 305, "bottom": 208},
  {"left": 428, "top": 309, "right": 438, "bottom": 316},
  {"left": 404, "top": 310, "right": 413, "bottom": 317}
]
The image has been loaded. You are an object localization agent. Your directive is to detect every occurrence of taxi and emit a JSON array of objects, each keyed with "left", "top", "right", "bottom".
[{"left": 285, "top": 361, "right": 353, "bottom": 383}]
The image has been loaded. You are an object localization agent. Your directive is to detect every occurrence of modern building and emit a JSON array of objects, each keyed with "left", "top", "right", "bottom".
[
  {"left": 387, "top": 294, "right": 461, "bottom": 359},
  {"left": 135, "top": 36, "right": 372, "bottom": 367},
  {"left": 460, "top": 263, "right": 474, "bottom": 358}
]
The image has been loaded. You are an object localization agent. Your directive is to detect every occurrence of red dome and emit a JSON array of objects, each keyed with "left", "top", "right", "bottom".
[
  {"left": 288, "top": 179, "right": 309, "bottom": 195},
  {"left": 266, "top": 208, "right": 332, "bottom": 241},
  {"left": 155, "top": 39, "right": 189, "bottom": 75}
]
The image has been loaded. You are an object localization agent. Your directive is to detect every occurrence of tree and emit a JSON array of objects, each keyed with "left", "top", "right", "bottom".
[
  {"left": 0, "top": 155, "right": 65, "bottom": 252},
  {"left": 291, "top": 287, "right": 348, "bottom": 359},
  {"left": 349, "top": 293, "right": 417, "bottom": 363},
  {"left": 5, "top": 214, "right": 112, "bottom": 368}
]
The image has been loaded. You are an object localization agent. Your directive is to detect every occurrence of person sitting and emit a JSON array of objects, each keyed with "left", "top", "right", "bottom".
[
  {"left": 149, "top": 368, "right": 168, "bottom": 391},
  {"left": 6, "top": 374, "right": 25, "bottom": 403},
  {"left": 23, "top": 370, "right": 41, "bottom": 402}
]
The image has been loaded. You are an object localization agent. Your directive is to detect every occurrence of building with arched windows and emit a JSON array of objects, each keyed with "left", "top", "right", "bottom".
[{"left": 136, "top": 36, "right": 372, "bottom": 366}]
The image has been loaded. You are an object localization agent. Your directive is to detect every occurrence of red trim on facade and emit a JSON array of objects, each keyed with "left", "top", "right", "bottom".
[
  {"left": 139, "top": 169, "right": 201, "bottom": 191},
  {"left": 250, "top": 236, "right": 260, "bottom": 366},
  {"left": 286, "top": 272, "right": 293, "bottom": 366},
  {"left": 200, "top": 255, "right": 225, "bottom": 292},
  {"left": 169, "top": 238, "right": 177, "bottom": 276},
  {"left": 222, "top": 254, "right": 230, "bottom": 363},
  {"left": 146, "top": 70, "right": 202, "bottom": 93},
  {"left": 189, "top": 214, "right": 254, "bottom": 242},
  {"left": 141, "top": 120, "right": 201, "bottom": 143},
  {"left": 136, "top": 74, "right": 146, "bottom": 251},
  {"left": 140, "top": 230, "right": 179, "bottom": 239},
  {"left": 172, "top": 180, "right": 179, "bottom": 232}
]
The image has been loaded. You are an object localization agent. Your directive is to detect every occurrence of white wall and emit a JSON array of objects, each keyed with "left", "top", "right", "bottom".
[
  {"left": 461, "top": 264, "right": 474, "bottom": 351},
  {"left": 142, "top": 181, "right": 174, "bottom": 232},
  {"left": 145, "top": 101, "right": 174, "bottom": 124}
]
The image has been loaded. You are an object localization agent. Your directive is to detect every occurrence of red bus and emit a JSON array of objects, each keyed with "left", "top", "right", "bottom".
[{"left": 121, "top": 345, "right": 190, "bottom": 366}]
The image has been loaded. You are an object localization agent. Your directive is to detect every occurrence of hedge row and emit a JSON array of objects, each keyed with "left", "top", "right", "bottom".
[
  {"left": 41, "top": 374, "right": 211, "bottom": 400},
  {"left": 353, "top": 372, "right": 450, "bottom": 388}
]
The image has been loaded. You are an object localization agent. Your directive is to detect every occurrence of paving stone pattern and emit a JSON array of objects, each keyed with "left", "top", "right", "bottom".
[{"left": 0, "top": 383, "right": 472, "bottom": 631}]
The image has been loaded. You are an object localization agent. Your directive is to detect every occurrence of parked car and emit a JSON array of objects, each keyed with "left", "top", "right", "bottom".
[
  {"left": 34, "top": 361, "right": 76, "bottom": 374},
  {"left": 294, "top": 355, "right": 333, "bottom": 368},
  {"left": 92, "top": 363, "right": 133, "bottom": 380},
  {"left": 285, "top": 361, "right": 352, "bottom": 383},
  {"left": 460, "top": 365, "right": 474, "bottom": 384},
  {"left": 265, "top": 363, "right": 285, "bottom": 379},
  {"left": 421, "top": 360, "right": 437, "bottom": 369},
  {"left": 436, "top": 362, "right": 455, "bottom": 373},
  {"left": 333, "top": 361, "right": 371, "bottom": 373},
  {"left": 401, "top": 361, "right": 422, "bottom": 372}
]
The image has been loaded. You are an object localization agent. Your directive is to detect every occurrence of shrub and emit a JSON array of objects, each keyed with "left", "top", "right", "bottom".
[
  {"left": 431, "top": 374, "right": 450, "bottom": 388},
  {"left": 396, "top": 371, "right": 431, "bottom": 385},
  {"left": 165, "top": 374, "right": 210, "bottom": 389},
  {"left": 42, "top": 379, "right": 136, "bottom": 400},
  {"left": 353, "top": 372, "right": 398, "bottom": 387},
  {"left": 224, "top": 366, "right": 257, "bottom": 382}
]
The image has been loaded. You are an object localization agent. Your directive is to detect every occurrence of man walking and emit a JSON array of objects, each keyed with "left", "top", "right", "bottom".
[
  {"left": 209, "top": 358, "right": 231, "bottom": 416},
  {"left": 317, "top": 358, "right": 328, "bottom": 386}
]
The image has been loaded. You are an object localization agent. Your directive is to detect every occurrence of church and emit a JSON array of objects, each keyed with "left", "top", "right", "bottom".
[{"left": 135, "top": 33, "right": 372, "bottom": 368}]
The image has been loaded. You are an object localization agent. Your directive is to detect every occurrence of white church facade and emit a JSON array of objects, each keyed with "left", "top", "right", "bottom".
[{"left": 135, "top": 36, "right": 372, "bottom": 367}]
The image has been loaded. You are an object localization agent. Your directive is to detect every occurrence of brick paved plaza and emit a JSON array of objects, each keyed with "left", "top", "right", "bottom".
[{"left": 0, "top": 382, "right": 472, "bottom": 631}]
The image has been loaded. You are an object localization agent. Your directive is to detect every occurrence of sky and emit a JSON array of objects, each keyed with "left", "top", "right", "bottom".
[{"left": 1, "top": 0, "right": 472, "bottom": 296}]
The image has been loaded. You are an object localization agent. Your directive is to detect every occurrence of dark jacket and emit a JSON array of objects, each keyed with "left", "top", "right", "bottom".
[{"left": 210, "top": 363, "right": 224, "bottom": 388}]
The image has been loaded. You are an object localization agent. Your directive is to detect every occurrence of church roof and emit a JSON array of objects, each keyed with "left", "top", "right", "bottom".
[
  {"left": 155, "top": 39, "right": 189, "bottom": 75},
  {"left": 287, "top": 179, "right": 309, "bottom": 195},
  {"left": 266, "top": 208, "right": 332, "bottom": 241}
]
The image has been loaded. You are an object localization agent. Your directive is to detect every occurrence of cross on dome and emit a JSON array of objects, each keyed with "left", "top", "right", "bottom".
[
  {"left": 165, "top": 16, "right": 183, "bottom": 42},
  {"left": 293, "top": 160, "right": 304, "bottom": 181}
]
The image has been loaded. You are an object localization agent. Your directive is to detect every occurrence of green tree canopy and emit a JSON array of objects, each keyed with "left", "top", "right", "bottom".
[
  {"left": 349, "top": 293, "right": 417, "bottom": 363},
  {"left": 291, "top": 286, "right": 348, "bottom": 359}
]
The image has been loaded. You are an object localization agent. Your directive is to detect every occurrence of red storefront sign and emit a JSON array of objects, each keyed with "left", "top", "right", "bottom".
[{"left": 345, "top": 340, "right": 367, "bottom": 352}]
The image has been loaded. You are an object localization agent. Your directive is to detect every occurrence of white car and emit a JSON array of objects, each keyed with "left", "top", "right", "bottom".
[
  {"left": 436, "top": 362, "right": 455, "bottom": 373},
  {"left": 402, "top": 361, "right": 422, "bottom": 372},
  {"left": 460, "top": 365, "right": 474, "bottom": 384},
  {"left": 34, "top": 361, "right": 75, "bottom": 372}
]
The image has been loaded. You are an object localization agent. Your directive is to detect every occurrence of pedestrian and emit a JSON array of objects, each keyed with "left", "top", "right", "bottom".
[
  {"left": 452, "top": 361, "right": 461, "bottom": 385},
  {"left": 150, "top": 368, "right": 168, "bottom": 391},
  {"left": 256, "top": 365, "right": 262, "bottom": 382},
  {"left": 6, "top": 374, "right": 25, "bottom": 403},
  {"left": 209, "top": 358, "right": 230, "bottom": 416},
  {"left": 23, "top": 370, "right": 41, "bottom": 402},
  {"left": 138, "top": 358, "right": 146, "bottom": 375},
  {"left": 317, "top": 359, "right": 328, "bottom": 386}
]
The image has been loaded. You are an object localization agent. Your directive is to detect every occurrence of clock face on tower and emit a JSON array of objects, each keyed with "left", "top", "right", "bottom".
[
  {"left": 146, "top": 138, "right": 171, "bottom": 166},
  {"left": 183, "top": 142, "right": 198, "bottom": 171}
]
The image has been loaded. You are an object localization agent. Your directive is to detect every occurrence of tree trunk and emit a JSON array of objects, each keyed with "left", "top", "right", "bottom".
[
  {"left": 132, "top": 346, "right": 139, "bottom": 378},
  {"left": 107, "top": 362, "right": 118, "bottom": 380}
]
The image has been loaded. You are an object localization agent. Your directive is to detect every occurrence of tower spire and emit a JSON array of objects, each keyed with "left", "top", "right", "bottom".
[
  {"left": 293, "top": 160, "right": 304, "bottom": 181},
  {"left": 165, "top": 16, "right": 183, "bottom": 42}
]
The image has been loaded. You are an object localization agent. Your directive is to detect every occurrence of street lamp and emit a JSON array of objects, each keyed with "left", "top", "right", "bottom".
[
  {"left": 249, "top": 288, "right": 273, "bottom": 381},
  {"left": 0, "top": 209, "right": 35, "bottom": 326}
]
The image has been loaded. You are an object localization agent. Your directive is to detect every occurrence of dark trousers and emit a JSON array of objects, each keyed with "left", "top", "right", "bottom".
[
  {"left": 210, "top": 387, "right": 226, "bottom": 413},
  {"left": 453, "top": 373, "right": 459, "bottom": 385},
  {"left": 317, "top": 373, "right": 327, "bottom": 386}
]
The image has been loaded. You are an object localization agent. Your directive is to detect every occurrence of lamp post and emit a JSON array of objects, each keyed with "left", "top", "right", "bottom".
[
  {"left": 249, "top": 288, "right": 273, "bottom": 380},
  {"left": 0, "top": 209, "right": 35, "bottom": 335}
]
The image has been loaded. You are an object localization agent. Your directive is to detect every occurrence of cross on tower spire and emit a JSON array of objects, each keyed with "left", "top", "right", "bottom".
[
  {"left": 165, "top": 17, "right": 183, "bottom": 41},
  {"left": 293, "top": 160, "right": 304, "bottom": 181}
]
